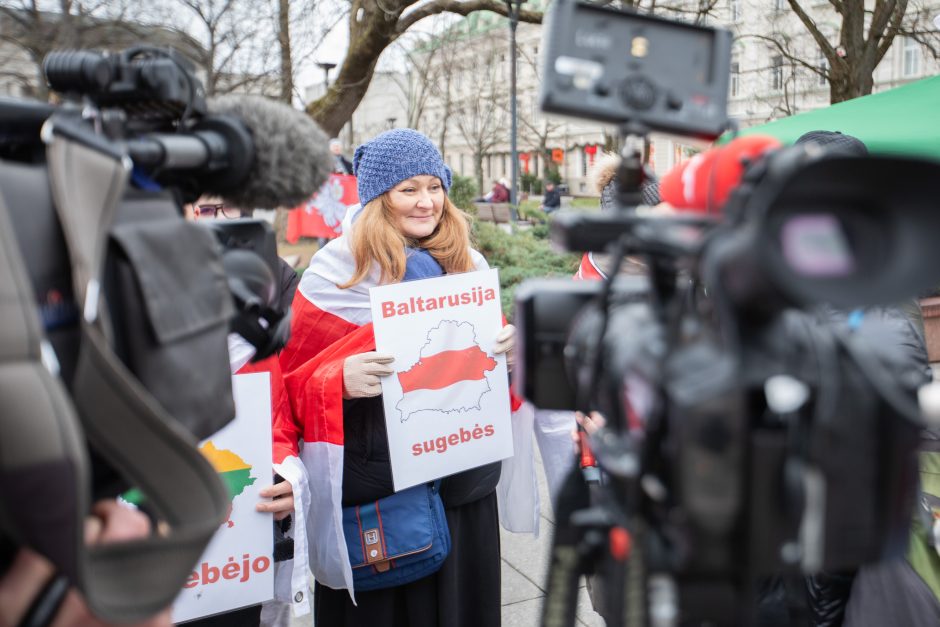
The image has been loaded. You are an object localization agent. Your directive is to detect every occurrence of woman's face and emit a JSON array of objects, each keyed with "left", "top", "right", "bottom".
[{"left": 387, "top": 175, "right": 445, "bottom": 239}]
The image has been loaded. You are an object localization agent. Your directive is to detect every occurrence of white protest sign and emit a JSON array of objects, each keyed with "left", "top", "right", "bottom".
[
  {"left": 173, "top": 372, "right": 274, "bottom": 623},
  {"left": 370, "top": 267, "right": 514, "bottom": 491}
]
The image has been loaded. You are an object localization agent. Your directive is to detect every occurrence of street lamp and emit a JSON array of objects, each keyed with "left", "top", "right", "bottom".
[
  {"left": 505, "top": 0, "right": 526, "bottom": 222},
  {"left": 316, "top": 61, "right": 337, "bottom": 96}
]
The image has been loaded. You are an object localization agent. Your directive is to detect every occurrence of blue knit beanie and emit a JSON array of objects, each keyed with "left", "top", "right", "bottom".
[{"left": 353, "top": 129, "right": 453, "bottom": 207}]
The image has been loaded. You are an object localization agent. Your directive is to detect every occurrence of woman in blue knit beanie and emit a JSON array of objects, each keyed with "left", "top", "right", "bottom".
[{"left": 280, "top": 128, "right": 516, "bottom": 627}]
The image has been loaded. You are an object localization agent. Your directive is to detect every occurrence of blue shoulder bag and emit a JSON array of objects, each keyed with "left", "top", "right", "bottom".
[{"left": 342, "top": 481, "right": 451, "bottom": 591}]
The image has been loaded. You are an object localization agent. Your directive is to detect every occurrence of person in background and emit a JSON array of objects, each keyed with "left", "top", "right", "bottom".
[
  {"left": 279, "top": 128, "right": 521, "bottom": 627},
  {"left": 191, "top": 197, "right": 300, "bottom": 313},
  {"left": 188, "top": 195, "right": 306, "bottom": 627},
  {"left": 330, "top": 138, "right": 354, "bottom": 175},
  {"left": 494, "top": 177, "right": 511, "bottom": 202},
  {"left": 474, "top": 179, "right": 509, "bottom": 204},
  {"left": 540, "top": 181, "right": 561, "bottom": 213}
]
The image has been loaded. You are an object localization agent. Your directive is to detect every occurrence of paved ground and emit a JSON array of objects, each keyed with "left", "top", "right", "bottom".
[
  {"left": 289, "top": 447, "right": 605, "bottom": 626},
  {"left": 499, "top": 445, "right": 605, "bottom": 627}
]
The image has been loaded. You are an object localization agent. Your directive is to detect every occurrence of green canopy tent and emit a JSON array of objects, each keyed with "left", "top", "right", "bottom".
[{"left": 728, "top": 74, "right": 940, "bottom": 159}]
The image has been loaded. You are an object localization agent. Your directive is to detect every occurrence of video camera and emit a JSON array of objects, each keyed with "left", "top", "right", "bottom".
[
  {"left": 517, "top": 2, "right": 940, "bottom": 625},
  {"left": 0, "top": 46, "right": 330, "bottom": 622}
]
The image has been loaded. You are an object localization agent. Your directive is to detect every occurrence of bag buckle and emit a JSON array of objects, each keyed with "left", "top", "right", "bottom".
[{"left": 363, "top": 527, "right": 390, "bottom": 572}]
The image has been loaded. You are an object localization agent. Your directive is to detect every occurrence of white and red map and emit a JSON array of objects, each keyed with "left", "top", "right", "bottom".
[{"left": 395, "top": 320, "right": 498, "bottom": 421}]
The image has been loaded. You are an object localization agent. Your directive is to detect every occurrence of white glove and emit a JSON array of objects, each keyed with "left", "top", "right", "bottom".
[
  {"left": 493, "top": 324, "right": 516, "bottom": 355},
  {"left": 493, "top": 324, "right": 516, "bottom": 372},
  {"left": 342, "top": 352, "right": 394, "bottom": 399}
]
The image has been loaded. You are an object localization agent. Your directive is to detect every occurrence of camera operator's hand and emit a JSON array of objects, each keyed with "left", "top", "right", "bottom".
[
  {"left": 493, "top": 324, "right": 516, "bottom": 371},
  {"left": 257, "top": 479, "right": 295, "bottom": 521},
  {"left": 342, "top": 352, "right": 395, "bottom": 399},
  {"left": 85, "top": 499, "right": 151, "bottom": 544},
  {"left": 571, "top": 411, "right": 607, "bottom": 454},
  {"left": 0, "top": 500, "right": 172, "bottom": 627}
]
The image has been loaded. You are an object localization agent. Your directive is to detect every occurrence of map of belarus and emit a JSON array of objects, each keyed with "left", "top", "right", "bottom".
[{"left": 396, "top": 320, "right": 498, "bottom": 421}]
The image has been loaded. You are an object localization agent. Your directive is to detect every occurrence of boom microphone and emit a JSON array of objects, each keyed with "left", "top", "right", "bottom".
[
  {"left": 206, "top": 94, "right": 332, "bottom": 210},
  {"left": 660, "top": 135, "right": 781, "bottom": 214},
  {"left": 127, "top": 95, "right": 332, "bottom": 210}
]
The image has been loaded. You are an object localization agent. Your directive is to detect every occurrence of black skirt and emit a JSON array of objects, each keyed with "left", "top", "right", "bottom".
[{"left": 314, "top": 491, "right": 502, "bottom": 627}]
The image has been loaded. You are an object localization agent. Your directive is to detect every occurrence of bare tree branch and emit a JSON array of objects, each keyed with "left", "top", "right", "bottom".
[{"left": 397, "top": 0, "right": 542, "bottom": 35}]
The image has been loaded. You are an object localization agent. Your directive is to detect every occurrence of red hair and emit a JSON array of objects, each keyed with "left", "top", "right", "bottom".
[{"left": 339, "top": 195, "right": 475, "bottom": 288}]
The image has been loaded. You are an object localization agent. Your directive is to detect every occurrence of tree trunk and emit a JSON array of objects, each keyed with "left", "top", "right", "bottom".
[
  {"left": 828, "top": 63, "right": 876, "bottom": 103},
  {"left": 29, "top": 50, "right": 49, "bottom": 101},
  {"left": 306, "top": 2, "right": 400, "bottom": 136},
  {"left": 438, "top": 87, "right": 452, "bottom": 161},
  {"left": 475, "top": 151, "right": 484, "bottom": 196},
  {"left": 438, "top": 122, "right": 448, "bottom": 162},
  {"left": 278, "top": 0, "right": 294, "bottom": 104}
]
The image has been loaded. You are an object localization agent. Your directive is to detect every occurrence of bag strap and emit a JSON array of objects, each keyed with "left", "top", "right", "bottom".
[
  {"left": 0, "top": 174, "right": 89, "bottom": 586},
  {"left": 41, "top": 116, "right": 229, "bottom": 623}
]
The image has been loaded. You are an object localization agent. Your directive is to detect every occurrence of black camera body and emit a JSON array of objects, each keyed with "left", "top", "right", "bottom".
[
  {"left": 44, "top": 47, "right": 206, "bottom": 128},
  {"left": 540, "top": 0, "right": 732, "bottom": 138},
  {"left": 0, "top": 46, "right": 312, "bottom": 623},
  {"left": 523, "top": 2, "right": 940, "bottom": 625}
]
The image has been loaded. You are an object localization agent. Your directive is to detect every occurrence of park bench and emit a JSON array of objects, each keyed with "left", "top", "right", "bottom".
[{"left": 473, "top": 202, "right": 512, "bottom": 224}]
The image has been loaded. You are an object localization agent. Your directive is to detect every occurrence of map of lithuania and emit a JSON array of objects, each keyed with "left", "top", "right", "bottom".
[
  {"left": 199, "top": 441, "right": 257, "bottom": 528},
  {"left": 396, "top": 320, "right": 498, "bottom": 422}
]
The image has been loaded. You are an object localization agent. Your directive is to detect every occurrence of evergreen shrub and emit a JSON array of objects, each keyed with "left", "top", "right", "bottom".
[
  {"left": 449, "top": 174, "right": 478, "bottom": 211},
  {"left": 472, "top": 221, "right": 579, "bottom": 318}
]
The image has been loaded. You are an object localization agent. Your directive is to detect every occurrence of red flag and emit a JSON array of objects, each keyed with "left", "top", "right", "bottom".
[{"left": 285, "top": 173, "right": 359, "bottom": 243}]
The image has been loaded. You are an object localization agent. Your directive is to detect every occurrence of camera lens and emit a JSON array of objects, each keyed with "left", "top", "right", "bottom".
[{"left": 44, "top": 51, "right": 112, "bottom": 94}]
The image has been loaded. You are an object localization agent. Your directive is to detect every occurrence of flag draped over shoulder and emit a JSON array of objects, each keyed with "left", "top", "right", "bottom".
[
  {"left": 278, "top": 204, "right": 534, "bottom": 596},
  {"left": 575, "top": 252, "right": 607, "bottom": 281},
  {"left": 285, "top": 173, "right": 358, "bottom": 243},
  {"left": 228, "top": 339, "right": 312, "bottom": 616}
]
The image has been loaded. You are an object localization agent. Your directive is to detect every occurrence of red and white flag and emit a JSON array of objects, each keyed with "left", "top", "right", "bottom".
[{"left": 285, "top": 173, "right": 358, "bottom": 243}]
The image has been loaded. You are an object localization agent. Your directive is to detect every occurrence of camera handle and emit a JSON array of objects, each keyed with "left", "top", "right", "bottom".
[{"left": 614, "top": 122, "right": 650, "bottom": 210}]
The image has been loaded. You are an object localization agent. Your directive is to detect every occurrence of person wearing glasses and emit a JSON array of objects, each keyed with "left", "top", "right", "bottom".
[
  {"left": 185, "top": 196, "right": 243, "bottom": 220},
  {"left": 185, "top": 194, "right": 306, "bottom": 627}
]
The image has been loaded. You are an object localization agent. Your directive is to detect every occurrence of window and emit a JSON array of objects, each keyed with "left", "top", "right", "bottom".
[
  {"left": 903, "top": 37, "right": 921, "bottom": 77},
  {"left": 459, "top": 153, "right": 465, "bottom": 174},
  {"left": 730, "top": 60, "right": 740, "bottom": 97},
  {"left": 487, "top": 154, "right": 492, "bottom": 178},
  {"left": 771, "top": 55, "right": 784, "bottom": 91},
  {"left": 729, "top": 0, "right": 742, "bottom": 22},
  {"left": 817, "top": 50, "right": 829, "bottom": 87},
  {"left": 581, "top": 149, "right": 588, "bottom": 176},
  {"left": 774, "top": 0, "right": 786, "bottom": 11}
]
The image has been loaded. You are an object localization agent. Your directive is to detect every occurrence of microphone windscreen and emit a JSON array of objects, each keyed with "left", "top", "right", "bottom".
[
  {"left": 207, "top": 95, "right": 332, "bottom": 210},
  {"left": 661, "top": 135, "right": 781, "bottom": 214}
]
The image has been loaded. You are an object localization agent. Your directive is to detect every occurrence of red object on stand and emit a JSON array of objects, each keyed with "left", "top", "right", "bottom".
[{"left": 584, "top": 144, "right": 598, "bottom": 166}]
